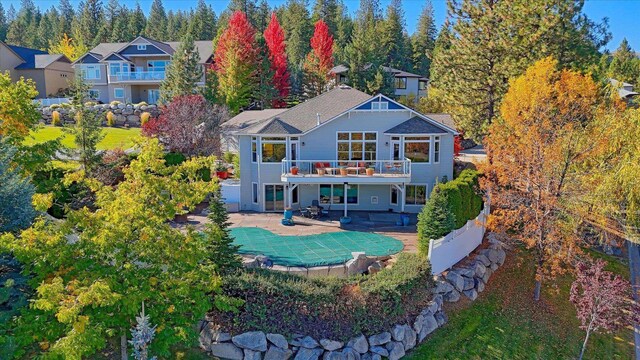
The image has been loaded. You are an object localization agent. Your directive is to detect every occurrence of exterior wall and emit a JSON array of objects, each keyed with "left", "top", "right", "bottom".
[
  {"left": 130, "top": 84, "right": 161, "bottom": 103},
  {"left": 12, "top": 69, "right": 46, "bottom": 97},
  {"left": 0, "top": 44, "right": 23, "bottom": 79},
  {"left": 394, "top": 77, "right": 420, "bottom": 98},
  {"left": 42, "top": 61, "right": 74, "bottom": 97},
  {"left": 76, "top": 63, "right": 108, "bottom": 86},
  {"left": 87, "top": 85, "right": 110, "bottom": 103}
]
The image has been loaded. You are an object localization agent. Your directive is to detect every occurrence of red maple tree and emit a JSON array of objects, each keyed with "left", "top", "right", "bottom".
[
  {"left": 303, "top": 20, "right": 334, "bottom": 97},
  {"left": 264, "top": 13, "right": 290, "bottom": 108}
]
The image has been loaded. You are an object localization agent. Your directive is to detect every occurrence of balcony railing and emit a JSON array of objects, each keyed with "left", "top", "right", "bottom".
[
  {"left": 110, "top": 71, "right": 166, "bottom": 82},
  {"left": 281, "top": 159, "right": 411, "bottom": 181}
]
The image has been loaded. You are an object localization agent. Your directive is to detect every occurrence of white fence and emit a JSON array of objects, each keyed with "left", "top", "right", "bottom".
[
  {"left": 428, "top": 201, "right": 490, "bottom": 275},
  {"left": 35, "top": 98, "right": 70, "bottom": 107}
]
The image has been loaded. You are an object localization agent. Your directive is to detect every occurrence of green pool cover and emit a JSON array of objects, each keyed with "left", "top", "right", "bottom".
[{"left": 230, "top": 227, "right": 404, "bottom": 267}]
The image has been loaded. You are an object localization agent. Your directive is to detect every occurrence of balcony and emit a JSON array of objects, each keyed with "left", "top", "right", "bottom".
[
  {"left": 281, "top": 159, "right": 411, "bottom": 184},
  {"left": 109, "top": 70, "right": 166, "bottom": 83}
]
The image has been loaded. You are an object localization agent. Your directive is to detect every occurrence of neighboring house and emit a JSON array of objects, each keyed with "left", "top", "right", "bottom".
[
  {"left": 71, "top": 36, "right": 213, "bottom": 104},
  {"left": 222, "top": 108, "right": 287, "bottom": 153},
  {"left": 0, "top": 41, "right": 73, "bottom": 98},
  {"left": 235, "top": 85, "right": 457, "bottom": 214},
  {"left": 330, "top": 64, "right": 428, "bottom": 102},
  {"left": 608, "top": 78, "right": 639, "bottom": 101}
]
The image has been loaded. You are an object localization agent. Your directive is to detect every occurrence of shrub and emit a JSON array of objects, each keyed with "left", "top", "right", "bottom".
[
  {"left": 210, "top": 253, "right": 433, "bottom": 341},
  {"left": 51, "top": 111, "right": 62, "bottom": 126},
  {"left": 60, "top": 103, "right": 72, "bottom": 109},
  {"left": 140, "top": 112, "right": 151, "bottom": 125},
  {"left": 223, "top": 151, "right": 235, "bottom": 164},
  {"left": 110, "top": 100, "right": 122, "bottom": 106},
  {"left": 437, "top": 169, "right": 483, "bottom": 229},
  {"left": 164, "top": 152, "right": 186, "bottom": 166},
  {"left": 417, "top": 186, "right": 456, "bottom": 255},
  {"left": 135, "top": 101, "right": 148, "bottom": 107},
  {"left": 106, "top": 111, "right": 115, "bottom": 127},
  {"left": 49, "top": 104, "right": 60, "bottom": 109},
  {"left": 84, "top": 101, "right": 97, "bottom": 107}
]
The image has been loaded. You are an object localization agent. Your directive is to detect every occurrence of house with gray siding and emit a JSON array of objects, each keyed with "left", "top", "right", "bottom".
[
  {"left": 71, "top": 36, "right": 213, "bottom": 104},
  {"left": 235, "top": 85, "right": 457, "bottom": 215}
]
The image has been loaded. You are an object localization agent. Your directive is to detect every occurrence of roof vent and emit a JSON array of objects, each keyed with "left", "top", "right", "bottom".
[{"left": 316, "top": 113, "right": 321, "bottom": 126}]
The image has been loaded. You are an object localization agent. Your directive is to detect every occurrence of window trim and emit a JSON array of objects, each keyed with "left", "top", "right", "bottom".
[
  {"left": 395, "top": 76, "right": 407, "bottom": 90},
  {"left": 403, "top": 136, "right": 431, "bottom": 164},
  {"left": 405, "top": 184, "right": 428, "bottom": 206},
  {"left": 319, "top": 184, "right": 359, "bottom": 206},
  {"left": 260, "top": 137, "right": 287, "bottom": 163},
  {"left": 371, "top": 100, "right": 389, "bottom": 110},
  {"left": 336, "top": 131, "right": 378, "bottom": 161},
  {"left": 114, "top": 88, "right": 124, "bottom": 98},
  {"left": 434, "top": 136, "right": 440, "bottom": 164},
  {"left": 137, "top": 44, "right": 147, "bottom": 51},
  {"left": 251, "top": 137, "right": 258, "bottom": 163},
  {"left": 390, "top": 186, "right": 398, "bottom": 205},
  {"left": 81, "top": 65, "right": 101, "bottom": 80}
]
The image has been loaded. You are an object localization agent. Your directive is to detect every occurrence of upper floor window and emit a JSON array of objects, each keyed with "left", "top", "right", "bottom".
[
  {"left": 109, "top": 63, "right": 130, "bottom": 76},
  {"left": 251, "top": 137, "right": 258, "bottom": 163},
  {"left": 395, "top": 77, "right": 407, "bottom": 89},
  {"left": 137, "top": 44, "right": 147, "bottom": 50},
  {"left": 434, "top": 136, "right": 440, "bottom": 163},
  {"left": 261, "top": 137, "right": 286, "bottom": 163},
  {"left": 337, "top": 132, "right": 376, "bottom": 161},
  {"left": 419, "top": 80, "right": 427, "bottom": 90},
  {"left": 81, "top": 65, "right": 100, "bottom": 80},
  {"left": 371, "top": 101, "right": 388, "bottom": 110},
  {"left": 404, "top": 136, "right": 430, "bottom": 163},
  {"left": 148, "top": 60, "right": 169, "bottom": 72}
]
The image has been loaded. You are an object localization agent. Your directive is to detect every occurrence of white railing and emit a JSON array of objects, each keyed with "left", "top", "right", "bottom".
[
  {"left": 110, "top": 71, "right": 166, "bottom": 82},
  {"left": 35, "top": 97, "right": 70, "bottom": 107},
  {"left": 428, "top": 201, "right": 490, "bottom": 275},
  {"left": 281, "top": 159, "right": 411, "bottom": 177}
]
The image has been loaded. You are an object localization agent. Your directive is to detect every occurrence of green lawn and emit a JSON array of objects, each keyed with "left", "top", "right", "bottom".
[
  {"left": 408, "top": 247, "right": 633, "bottom": 359},
  {"left": 23, "top": 126, "right": 142, "bottom": 150}
]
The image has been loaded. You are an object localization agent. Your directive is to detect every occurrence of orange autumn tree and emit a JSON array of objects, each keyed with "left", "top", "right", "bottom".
[
  {"left": 483, "top": 57, "right": 599, "bottom": 301},
  {"left": 303, "top": 20, "right": 334, "bottom": 97}
]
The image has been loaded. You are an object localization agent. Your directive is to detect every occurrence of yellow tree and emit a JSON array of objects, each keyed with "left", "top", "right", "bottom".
[
  {"left": 483, "top": 57, "right": 599, "bottom": 301},
  {"left": 0, "top": 72, "right": 39, "bottom": 142},
  {"left": 48, "top": 33, "right": 88, "bottom": 61}
]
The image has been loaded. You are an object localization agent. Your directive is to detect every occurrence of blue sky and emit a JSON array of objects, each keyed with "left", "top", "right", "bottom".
[{"left": 7, "top": 0, "right": 637, "bottom": 51}]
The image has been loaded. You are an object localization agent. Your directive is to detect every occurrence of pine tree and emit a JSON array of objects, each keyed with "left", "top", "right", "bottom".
[
  {"left": 128, "top": 3, "right": 146, "bottom": 38},
  {"left": 255, "top": 36, "right": 277, "bottom": 109},
  {"left": 264, "top": 13, "right": 290, "bottom": 107},
  {"left": 0, "top": 3, "right": 7, "bottom": 42},
  {"left": 203, "top": 186, "right": 242, "bottom": 274},
  {"left": 76, "top": 0, "right": 105, "bottom": 48},
  {"left": 159, "top": 31, "right": 203, "bottom": 103},
  {"left": 311, "top": 0, "right": 338, "bottom": 35},
  {"left": 380, "top": 0, "right": 409, "bottom": 69},
  {"left": 345, "top": 0, "right": 384, "bottom": 92},
  {"left": 332, "top": 1, "right": 353, "bottom": 64},
  {"left": 280, "top": 0, "right": 313, "bottom": 68},
  {"left": 109, "top": 5, "right": 130, "bottom": 42},
  {"left": 191, "top": 0, "right": 217, "bottom": 41},
  {"left": 145, "top": 0, "right": 167, "bottom": 40},
  {"left": 129, "top": 303, "right": 158, "bottom": 360},
  {"left": 0, "top": 140, "right": 36, "bottom": 233},
  {"left": 411, "top": 1, "right": 436, "bottom": 77},
  {"left": 303, "top": 20, "right": 334, "bottom": 97},
  {"left": 57, "top": 0, "right": 75, "bottom": 35},
  {"left": 607, "top": 38, "right": 640, "bottom": 84},
  {"left": 6, "top": 0, "right": 38, "bottom": 47},
  {"left": 417, "top": 185, "right": 455, "bottom": 255}
]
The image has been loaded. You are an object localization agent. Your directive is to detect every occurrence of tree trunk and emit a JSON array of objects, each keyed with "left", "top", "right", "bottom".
[
  {"left": 121, "top": 334, "right": 128, "bottom": 360},
  {"left": 533, "top": 264, "right": 543, "bottom": 301},
  {"left": 627, "top": 240, "right": 640, "bottom": 360},
  {"left": 579, "top": 327, "right": 592, "bottom": 360}
]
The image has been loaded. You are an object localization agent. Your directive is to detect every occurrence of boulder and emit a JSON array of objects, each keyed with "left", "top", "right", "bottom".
[
  {"left": 445, "top": 271, "right": 465, "bottom": 292},
  {"left": 413, "top": 314, "right": 424, "bottom": 334},
  {"left": 346, "top": 335, "right": 368, "bottom": 354},
  {"left": 385, "top": 341, "right": 405, "bottom": 360},
  {"left": 367, "top": 261, "right": 383, "bottom": 274},
  {"left": 475, "top": 278, "right": 485, "bottom": 293},
  {"left": 368, "top": 332, "right": 391, "bottom": 347},
  {"left": 369, "top": 346, "right": 389, "bottom": 357},
  {"left": 433, "top": 294, "right": 444, "bottom": 309},
  {"left": 463, "top": 289, "right": 478, "bottom": 301},
  {"left": 199, "top": 327, "right": 215, "bottom": 349},
  {"left": 293, "top": 347, "right": 324, "bottom": 360},
  {"left": 391, "top": 324, "right": 405, "bottom": 342},
  {"left": 482, "top": 268, "right": 492, "bottom": 284},
  {"left": 434, "top": 280, "right": 454, "bottom": 294},
  {"left": 320, "top": 339, "right": 344, "bottom": 352},
  {"left": 342, "top": 347, "right": 361, "bottom": 360},
  {"left": 497, "top": 249, "right": 506, "bottom": 266},
  {"left": 490, "top": 263, "right": 499, "bottom": 271},
  {"left": 435, "top": 311, "right": 448, "bottom": 326},
  {"left": 472, "top": 262, "right": 487, "bottom": 277},
  {"left": 211, "top": 342, "right": 244, "bottom": 360},
  {"left": 418, "top": 314, "right": 438, "bottom": 342},
  {"left": 427, "top": 300, "right": 439, "bottom": 314},
  {"left": 455, "top": 267, "right": 476, "bottom": 278},
  {"left": 401, "top": 326, "right": 416, "bottom": 351},
  {"left": 475, "top": 254, "right": 491, "bottom": 267},
  {"left": 444, "top": 290, "right": 461, "bottom": 302},
  {"left": 233, "top": 331, "right": 268, "bottom": 352},
  {"left": 265, "top": 346, "right": 293, "bottom": 360},
  {"left": 463, "top": 277, "right": 475, "bottom": 291},
  {"left": 300, "top": 336, "right": 320, "bottom": 349},
  {"left": 268, "top": 334, "right": 289, "bottom": 349},
  {"left": 244, "top": 349, "right": 263, "bottom": 360},
  {"left": 486, "top": 249, "right": 501, "bottom": 264}
]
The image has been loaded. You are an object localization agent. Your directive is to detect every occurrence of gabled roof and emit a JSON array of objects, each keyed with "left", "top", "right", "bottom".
[
  {"left": 100, "top": 52, "right": 132, "bottom": 63},
  {"left": 223, "top": 109, "right": 288, "bottom": 130},
  {"left": 239, "top": 86, "right": 372, "bottom": 135},
  {"left": 384, "top": 116, "right": 448, "bottom": 134},
  {"left": 422, "top": 113, "right": 456, "bottom": 131},
  {"left": 71, "top": 52, "right": 103, "bottom": 65},
  {"left": 330, "top": 64, "right": 429, "bottom": 81},
  {"left": 6, "top": 44, "right": 68, "bottom": 70}
]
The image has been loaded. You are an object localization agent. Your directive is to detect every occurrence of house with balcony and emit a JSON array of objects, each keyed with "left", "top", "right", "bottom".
[
  {"left": 330, "top": 64, "right": 428, "bottom": 103},
  {"left": 71, "top": 36, "right": 213, "bottom": 104},
  {"left": 235, "top": 85, "right": 457, "bottom": 215}
]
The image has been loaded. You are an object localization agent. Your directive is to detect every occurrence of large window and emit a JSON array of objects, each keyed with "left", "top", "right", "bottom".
[
  {"left": 81, "top": 65, "right": 100, "bottom": 80},
  {"left": 337, "top": 132, "right": 376, "bottom": 161},
  {"left": 406, "top": 185, "right": 427, "bottom": 205},
  {"left": 251, "top": 137, "right": 258, "bottom": 163},
  {"left": 261, "top": 137, "right": 286, "bottom": 163},
  {"left": 147, "top": 60, "right": 169, "bottom": 72},
  {"left": 395, "top": 77, "right": 407, "bottom": 89},
  {"left": 419, "top": 80, "right": 427, "bottom": 90},
  {"left": 320, "top": 184, "right": 358, "bottom": 205},
  {"left": 404, "top": 136, "right": 430, "bottom": 163}
]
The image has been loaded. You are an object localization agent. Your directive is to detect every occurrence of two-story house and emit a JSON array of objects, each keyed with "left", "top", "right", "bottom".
[
  {"left": 235, "top": 85, "right": 456, "bottom": 215},
  {"left": 71, "top": 36, "right": 213, "bottom": 104},
  {"left": 0, "top": 41, "right": 73, "bottom": 98},
  {"left": 330, "top": 64, "right": 428, "bottom": 102}
]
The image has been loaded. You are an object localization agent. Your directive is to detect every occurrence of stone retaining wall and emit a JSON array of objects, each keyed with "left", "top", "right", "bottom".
[
  {"left": 38, "top": 103, "right": 160, "bottom": 127},
  {"left": 198, "top": 234, "right": 507, "bottom": 360}
]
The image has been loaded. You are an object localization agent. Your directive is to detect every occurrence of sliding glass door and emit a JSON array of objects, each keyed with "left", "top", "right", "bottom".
[{"left": 264, "top": 184, "right": 285, "bottom": 211}]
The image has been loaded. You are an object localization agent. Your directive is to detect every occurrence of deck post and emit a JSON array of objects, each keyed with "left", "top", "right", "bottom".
[
  {"left": 344, "top": 182, "right": 348, "bottom": 217},
  {"left": 400, "top": 183, "right": 406, "bottom": 213}
]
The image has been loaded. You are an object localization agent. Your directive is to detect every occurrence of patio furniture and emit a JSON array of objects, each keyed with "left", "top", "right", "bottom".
[
  {"left": 298, "top": 206, "right": 310, "bottom": 218},
  {"left": 315, "top": 162, "right": 337, "bottom": 175},
  {"left": 345, "top": 161, "right": 367, "bottom": 174},
  {"left": 321, "top": 204, "right": 331, "bottom": 216},
  {"left": 308, "top": 205, "right": 322, "bottom": 218},
  {"left": 311, "top": 200, "right": 320, "bottom": 207}
]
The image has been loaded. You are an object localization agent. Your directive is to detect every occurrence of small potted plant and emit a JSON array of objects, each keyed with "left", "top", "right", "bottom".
[
  {"left": 291, "top": 166, "right": 299, "bottom": 175},
  {"left": 215, "top": 163, "right": 228, "bottom": 179},
  {"left": 366, "top": 166, "right": 375, "bottom": 176},
  {"left": 339, "top": 166, "right": 348, "bottom": 176},
  {"left": 316, "top": 167, "right": 326, "bottom": 175}
]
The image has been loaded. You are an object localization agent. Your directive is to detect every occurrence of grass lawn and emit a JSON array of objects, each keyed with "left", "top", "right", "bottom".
[
  {"left": 408, "top": 246, "right": 633, "bottom": 359},
  {"left": 23, "top": 125, "right": 142, "bottom": 150}
]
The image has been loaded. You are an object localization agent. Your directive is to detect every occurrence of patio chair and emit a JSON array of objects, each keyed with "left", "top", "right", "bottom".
[
  {"left": 309, "top": 206, "right": 321, "bottom": 219},
  {"left": 298, "top": 206, "right": 310, "bottom": 218},
  {"left": 321, "top": 204, "right": 331, "bottom": 216}
]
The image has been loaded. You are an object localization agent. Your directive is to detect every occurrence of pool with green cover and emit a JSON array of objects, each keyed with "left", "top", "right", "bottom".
[{"left": 230, "top": 227, "right": 404, "bottom": 267}]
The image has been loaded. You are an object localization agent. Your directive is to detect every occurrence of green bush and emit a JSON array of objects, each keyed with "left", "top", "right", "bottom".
[
  {"left": 164, "top": 152, "right": 186, "bottom": 166},
  {"left": 417, "top": 186, "right": 456, "bottom": 255},
  {"left": 433, "top": 170, "right": 483, "bottom": 230},
  {"left": 210, "top": 253, "right": 433, "bottom": 341}
]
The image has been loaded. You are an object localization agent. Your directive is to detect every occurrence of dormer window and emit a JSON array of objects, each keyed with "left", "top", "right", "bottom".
[
  {"left": 137, "top": 44, "right": 147, "bottom": 51},
  {"left": 371, "top": 101, "right": 389, "bottom": 110}
]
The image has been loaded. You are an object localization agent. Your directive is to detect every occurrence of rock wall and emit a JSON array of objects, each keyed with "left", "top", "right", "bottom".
[
  {"left": 38, "top": 103, "right": 160, "bottom": 127},
  {"left": 198, "top": 234, "right": 508, "bottom": 360}
]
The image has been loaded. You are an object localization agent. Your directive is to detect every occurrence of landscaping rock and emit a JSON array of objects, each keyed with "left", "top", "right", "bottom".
[
  {"left": 265, "top": 346, "right": 293, "bottom": 360},
  {"left": 385, "top": 341, "right": 405, "bottom": 360},
  {"left": 486, "top": 249, "right": 501, "bottom": 264},
  {"left": 211, "top": 342, "right": 244, "bottom": 360},
  {"left": 300, "top": 336, "right": 320, "bottom": 349},
  {"left": 199, "top": 327, "right": 215, "bottom": 349},
  {"left": 497, "top": 249, "right": 506, "bottom": 265},
  {"left": 244, "top": 349, "right": 263, "bottom": 360},
  {"left": 463, "top": 277, "right": 475, "bottom": 291},
  {"left": 490, "top": 263, "right": 499, "bottom": 271},
  {"left": 418, "top": 314, "right": 438, "bottom": 342},
  {"left": 341, "top": 348, "right": 361, "bottom": 360},
  {"left": 433, "top": 294, "right": 444, "bottom": 309},
  {"left": 268, "top": 334, "right": 289, "bottom": 349},
  {"left": 401, "top": 326, "right": 417, "bottom": 351},
  {"left": 463, "top": 289, "right": 478, "bottom": 301},
  {"left": 368, "top": 332, "right": 391, "bottom": 346},
  {"left": 370, "top": 346, "right": 389, "bottom": 357},
  {"left": 434, "top": 280, "right": 454, "bottom": 294},
  {"left": 435, "top": 311, "right": 448, "bottom": 326},
  {"left": 445, "top": 271, "right": 465, "bottom": 292},
  {"left": 233, "top": 332, "right": 268, "bottom": 352},
  {"left": 347, "top": 335, "right": 368, "bottom": 354},
  {"left": 456, "top": 267, "right": 476, "bottom": 278},
  {"left": 475, "top": 278, "right": 485, "bottom": 293},
  {"left": 427, "top": 300, "right": 439, "bottom": 314},
  {"left": 444, "top": 289, "right": 461, "bottom": 302},
  {"left": 293, "top": 347, "right": 324, "bottom": 360},
  {"left": 482, "top": 268, "right": 492, "bottom": 284},
  {"left": 475, "top": 254, "right": 491, "bottom": 266},
  {"left": 413, "top": 314, "right": 424, "bottom": 334},
  {"left": 472, "top": 262, "right": 487, "bottom": 277},
  {"left": 391, "top": 324, "right": 405, "bottom": 341},
  {"left": 367, "top": 261, "right": 383, "bottom": 274},
  {"left": 320, "top": 339, "right": 344, "bottom": 351}
]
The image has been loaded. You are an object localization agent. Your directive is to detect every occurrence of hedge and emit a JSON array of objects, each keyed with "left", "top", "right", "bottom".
[
  {"left": 438, "top": 169, "right": 483, "bottom": 229},
  {"left": 209, "top": 253, "right": 434, "bottom": 341}
]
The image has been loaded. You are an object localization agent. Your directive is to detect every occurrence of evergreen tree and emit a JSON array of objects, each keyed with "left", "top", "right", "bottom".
[
  {"left": 332, "top": 1, "right": 353, "bottom": 64},
  {"left": 159, "top": 31, "right": 203, "bottom": 103},
  {"left": 6, "top": 0, "right": 38, "bottom": 47},
  {"left": 365, "top": 67, "right": 395, "bottom": 96},
  {"left": 381, "top": 0, "right": 409, "bottom": 69},
  {"left": 0, "top": 140, "right": 36, "bottom": 233},
  {"left": 311, "top": 0, "right": 338, "bottom": 35},
  {"left": 129, "top": 303, "right": 158, "bottom": 360},
  {"left": 417, "top": 185, "right": 456, "bottom": 255},
  {"left": 109, "top": 5, "right": 130, "bottom": 42},
  {"left": 0, "top": 3, "right": 7, "bottom": 42},
  {"left": 203, "top": 186, "right": 242, "bottom": 274},
  {"left": 35, "top": 8, "right": 58, "bottom": 50},
  {"left": 76, "top": 0, "right": 105, "bottom": 47},
  {"left": 607, "top": 38, "right": 640, "bottom": 84},
  {"left": 128, "top": 3, "right": 147, "bottom": 38},
  {"left": 255, "top": 36, "right": 277, "bottom": 109},
  {"left": 145, "top": 0, "right": 167, "bottom": 40},
  {"left": 346, "top": 0, "right": 384, "bottom": 91},
  {"left": 58, "top": 0, "right": 75, "bottom": 35},
  {"left": 411, "top": 1, "right": 437, "bottom": 77},
  {"left": 191, "top": 0, "right": 217, "bottom": 41},
  {"left": 280, "top": 0, "right": 313, "bottom": 67}
]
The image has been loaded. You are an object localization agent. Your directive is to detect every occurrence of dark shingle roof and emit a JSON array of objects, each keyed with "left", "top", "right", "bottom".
[
  {"left": 423, "top": 113, "right": 456, "bottom": 131},
  {"left": 8, "top": 44, "right": 46, "bottom": 69},
  {"left": 254, "top": 119, "right": 302, "bottom": 134},
  {"left": 385, "top": 116, "right": 448, "bottom": 134},
  {"left": 240, "top": 86, "right": 372, "bottom": 135},
  {"left": 86, "top": 38, "right": 214, "bottom": 64},
  {"left": 223, "top": 109, "right": 288, "bottom": 130}
]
